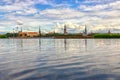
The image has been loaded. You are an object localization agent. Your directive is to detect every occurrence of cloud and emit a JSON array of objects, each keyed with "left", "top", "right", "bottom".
[
  {"left": 40, "top": 8, "right": 84, "bottom": 20},
  {"left": 0, "top": 1, "right": 34, "bottom": 12},
  {"left": 55, "top": 22, "right": 84, "bottom": 33},
  {"left": 79, "top": 5, "right": 107, "bottom": 11},
  {"left": 0, "top": 0, "right": 120, "bottom": 33},
  {"left": 79, "top": 1, "right": 120, "bottom": 11},
  {"left": 2, "top": 0, "right": 49, "bottom": 5},
  {"left": 0, "top": 26, "right": 5, "bottom": 29},
  {"left": 16, "top": 20, "right": 23, "bottom": 25},
  {"left": 0, "top": 25, "right": 13, "bottom": 32},
  {"left": 37, "top": 0, "right": 49, "bottom": 5}
]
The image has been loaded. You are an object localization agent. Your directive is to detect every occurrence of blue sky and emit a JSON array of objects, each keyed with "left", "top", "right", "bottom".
[{"left": 0, "top": 0, "right": 120, "bottom": 33}]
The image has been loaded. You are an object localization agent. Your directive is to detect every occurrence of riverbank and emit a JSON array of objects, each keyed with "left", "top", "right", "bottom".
[
  {"left": 93, "top": 34, "right": 120, "bottom": 38},
  {"left": 54, "top": 35, "right": 93, "bottom": 39},
  {"left": 1, "top": 33, "right": 120, "bottom": 39},
  {"left": 0, "top": 34, "right": 7, "bottom": 38}
]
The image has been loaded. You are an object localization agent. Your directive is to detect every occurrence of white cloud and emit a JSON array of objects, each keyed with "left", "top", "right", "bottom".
[
  {"left": 79, "top": 1, "right": 120, "bottom": 11},
  {"left": 40, "top": 8, "right": 84, "bottom": 19},
  {"left": 25, "top": 8, "right": 38, "bottom": 14},
  {"left": 0, "top": 0, "right": 120, "bottom": 33},
  {"left": 82, "top": 0, "right": 119, "bottom": 4},
  {"left": 37, "top": 0, "right": 49, "bottom": 5},
  {"left": 55, "top": 22, "right": 84, "bottom": 33},
  {"left": 3, "top": 0, "right": 13, "bottom": 4},
  {"left": 16, "top": 20, "right": 23, "bottom": 25},
  {"left": 0, "top": 26, "right": 5, "bottom": 29}
]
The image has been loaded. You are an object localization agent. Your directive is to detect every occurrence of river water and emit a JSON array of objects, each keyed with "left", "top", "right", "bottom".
[{"left": 0, "top": 39, "right": 120, "bottom": 80}]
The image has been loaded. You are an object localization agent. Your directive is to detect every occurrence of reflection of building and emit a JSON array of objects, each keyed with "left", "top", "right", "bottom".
[
  {"left": 64, "top": 39, "right": 67, "bottom": 50},
  {"left": 19, "top": 32, "right": 39, "bottom": 38}
]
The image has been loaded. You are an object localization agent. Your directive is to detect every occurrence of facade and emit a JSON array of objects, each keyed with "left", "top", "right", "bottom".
[{"left": 19, "top": 32, "right": 39, "bottom": 37}]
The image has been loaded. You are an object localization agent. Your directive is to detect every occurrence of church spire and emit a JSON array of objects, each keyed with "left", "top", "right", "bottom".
[
  {"left": 84, "top": 25, "right": 87, "bottom": 35},
  {"left": 64, "top": 24, "right": 67, "bottom": 35},
  {"left": 39, "top": 26, "right": 41, "bottom": 36},
  {"left": 21, "top": 27, "right": 22, "bottom": 32}
]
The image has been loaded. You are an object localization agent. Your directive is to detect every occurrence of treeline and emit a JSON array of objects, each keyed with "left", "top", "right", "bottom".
[
  {"left": 0, "top": 33, "right": 19, "bottom": 38},
  {"left": 43, "top": 33, "right": 82, "bottom": 37},
  {"left": 1, "top": 33, "right": 120, "bottom": 38},
  {"left": 93, "top": 34, "right": 120, "bottom": 38},
  {"left": 0, "top": 34, "right": 7, "bottom": 38}
]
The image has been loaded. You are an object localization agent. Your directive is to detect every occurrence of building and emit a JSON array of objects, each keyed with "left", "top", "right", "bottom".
[
  {"left": 64, "top": 25, "right": 67, "bottom": 35},
  {"left": 82, "top": 25, "right": 87, "bottom": 36},
  {"left": 108, "top": 30, "right": 111, "bottom": 34},
  {"left": 19, "top": 32, "right": 39, "bottom": 38}
]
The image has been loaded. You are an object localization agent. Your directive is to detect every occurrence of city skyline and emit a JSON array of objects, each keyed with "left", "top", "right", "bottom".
[{"left": 0, "top": 0, "right": 120, "bottom": 33}]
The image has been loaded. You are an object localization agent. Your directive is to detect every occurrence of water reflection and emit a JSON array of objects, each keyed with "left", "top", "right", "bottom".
[
  {"left": 0, "top": 39, "right": 120, "bottom": 80},
  {"left": 84, "top": 39, "right": 87, "bottom": 51},
  {"left": 39, "top": 38, "right": 41, "bottom": 49},
  {"left": 64, "top": 39, "right": 67, "bottom": 50},
  {"left": 20, "top": 39, "right": 23, "bottom": 48}
]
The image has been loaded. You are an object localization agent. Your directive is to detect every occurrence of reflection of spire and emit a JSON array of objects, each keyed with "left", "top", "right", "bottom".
[
  {"left": 64, "top": 25, "right": 67, "bottom": 35},
  {"left": 64, "top": 39, "right": 67, "bottom": 50},
  {"left": 13, "top": 28, "right": 14, "bottom": 38},
  {"left": 85, "top": 39, "right": 87, "bottom": 51},
  {"left": 39, "top": 38, "right": 41, "bottom": 49},
  {"left": 20, "top": 39, "right": 23, "bottom": 47}
]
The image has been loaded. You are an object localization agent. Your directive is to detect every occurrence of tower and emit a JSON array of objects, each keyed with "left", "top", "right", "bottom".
[
  {"left": 83, "top": 25, "right": 87, "bottom": 36},
  {"left": 84, "top": 25, "right": 87, "bottom": 35},
  {"left": 64, "top": 25, "right": 67, "bottom": 35},
  {"left": 108, "top": 30, "right": 111, "bottom": 34},
  {"left": 39, "top": 26, "right": 41, "bottom": 36},
  {"left": 21, "top": 27, "right": 22, "bottom": 32}
]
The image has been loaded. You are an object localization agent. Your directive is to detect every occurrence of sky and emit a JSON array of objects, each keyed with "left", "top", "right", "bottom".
[{"left": 0, "top": 0, "right": 120, "bottom": 33}]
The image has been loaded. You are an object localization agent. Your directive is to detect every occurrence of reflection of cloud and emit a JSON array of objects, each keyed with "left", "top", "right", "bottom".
[{"left": 1, "top": 39, "right": 120, "bottom": 79}]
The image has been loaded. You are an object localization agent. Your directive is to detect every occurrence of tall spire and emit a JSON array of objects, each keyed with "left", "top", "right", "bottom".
[
  {"left": 82, "top": 25, "right": 87, "bottom": 36},
  {"left": 108, "top": 30, "right": 111, "bottom": 34},
  {"left": 39, "top": 26, "right": 41, "bottom": 36},
  {"left": 64, "top": 24, "right": 67, "bottom": 35},
  {"left": 21, "top": 26, "right": 22, "bottom": 32},
  {"left": 84, "top": 25, "right": 87, "bottom": 35}
]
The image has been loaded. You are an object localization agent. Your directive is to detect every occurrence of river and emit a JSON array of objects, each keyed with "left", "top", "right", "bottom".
[{"left": 0, "top": 39, "right": 120, "bottom": 80}]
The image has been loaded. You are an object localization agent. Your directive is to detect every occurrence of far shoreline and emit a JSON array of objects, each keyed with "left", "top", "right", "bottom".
[{"left": 1, "top": 33, "right": 120, "bottom": 39}]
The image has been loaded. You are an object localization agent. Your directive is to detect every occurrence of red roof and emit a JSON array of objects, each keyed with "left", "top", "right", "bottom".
[
  {"left": 19, "top": 32, "right": 39, "bottom": 34},
  {"left": 27, "top": 32, "right": 38, "bottom": 34}
]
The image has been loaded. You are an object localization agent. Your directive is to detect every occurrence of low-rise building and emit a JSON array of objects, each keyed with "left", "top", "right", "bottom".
[{"left": 19, "top": 32, "right": 39, "bottom": 37}]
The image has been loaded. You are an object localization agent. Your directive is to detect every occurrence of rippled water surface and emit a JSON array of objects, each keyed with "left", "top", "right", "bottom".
[{"left": 0, "top": 39, "right": 120, "bottom": 80}]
